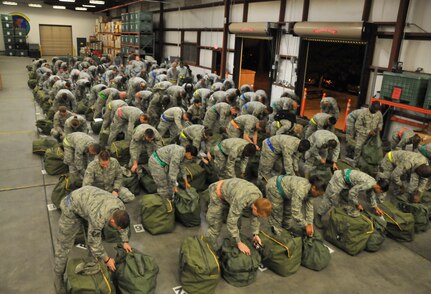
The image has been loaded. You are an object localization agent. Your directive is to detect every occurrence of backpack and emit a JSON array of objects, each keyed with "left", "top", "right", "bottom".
[
  {"left": 274, "top": 110, "right": 296, "bottom": 123},
  {"left": 32, "top": 138, "right": 58, "bottom": 155},
  {"left": 179, "top": 162, "right": 207, "bottom": 191},
  {"left": 139, "top": 165, "right": 157, "bottom": 194},
  {"left": 76, "top": 101, "right": 88, "bottom": 115},
  {"left": 174, "top": 188, "right": 201, "bottom": 227},
  {"left": 363, "top": 211, "right": 387, "bottom": 252},
  {"left": 65, "top": 258, "right": 115, "bottom": 294},
  {"left": 179, "top": 236, "right": 221, "bottom": 294},
  {"left": 397, "top": 201, "right": 430, "bottom": 233},
  {"left": 90, "top": 121, "right": 103, "bottom": 135},
  {"left": 259, "top": 229, "right": 302, "bottom": 277},
  {"left": 141, "top": 194, "right": 175, "bottom": 235},
  {"left": 301, "top": 231, "right": 331, "bottom": 271},
  {"left": 110, "top": 140, "right": 130, "bottom": 166},
  {"left": 113, "top": 246, "right": 159, "bottom": 294},
  {"left": 44, "top": 146, "right": 69, "bottom": 175},
  {"left": 99, "top": 127, "right": 110, "bottom": 147},
  {"left": 219, "top": 237, "right": 261, "bottom": 287},
  {"left": 36, "top": 119, "right": 53, "bottom": 135},
  {"left": 380, "top": 200, "right": 415, "bottom": 242},
  {"left": 122, "top": 171, "right": 141, "bottom": 195},
  {"left": 51, "top": 174, "right": 83, "bottom": 208},
  {"left": 357, "top": 135, "right": 383, "bottom": 177},
  {"left": 28, "top": 79, "right": 37, "bottom": 89},
  {"left": 324, "top": 207, "right": 374, "bottom": 256}
]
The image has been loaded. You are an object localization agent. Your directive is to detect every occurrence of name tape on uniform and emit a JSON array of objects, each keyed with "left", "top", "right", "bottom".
[
  {"left": 133, "top": 224, "right": 145, "bottom": 233},
  {"left": 173, "top": 286, "right": 188, "bottom": 294},
  {"left": 47, "top": 204, "right": 57, "bottom": 211}
]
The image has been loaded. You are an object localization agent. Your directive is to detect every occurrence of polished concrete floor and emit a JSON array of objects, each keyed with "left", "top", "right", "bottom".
[{"left": 0, "top": 56, "right": 431, "bottom": 294}]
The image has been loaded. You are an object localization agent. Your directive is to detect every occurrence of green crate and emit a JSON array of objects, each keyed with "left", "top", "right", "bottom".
[
  {"left": 136, "top": 12, "right": 152, "bottom": 22},
  {"left": 14, "top": 36, "right": 26, "bottom": 44},
  {"left": 4, "top": 36, "right": 14, "bottom": 44},
  {"left": 14, "top": 28, "right": 26, "bottom": 36},
  {"left": 122, "top": 23, "right": 129, "bottom": 32},
  {"left": 5, "top": 49, "right": 15, "bottom": 56},
  {"left": 381, "top": 71, "right": 431, "bottom": 107},
  {"left": 121, "top": 13, "right": 128, "bottom": 22},
  {"left": 1, "top": 14, "right": 12, "bottom": 22},
  {"left": 423, "top": 80, "right": 431, "bottom": 109},
  {"left": 129, "top": 21, "right": 152, "bottom": 33},
  {"left": 2, "top": 20, "right": 13, "bottom": 29},
  {"left": 139, "top": 34, "right": 153, "bottom": 47},
  {"left": 3, "top": 28, "right": 13, "bottom": 37}
]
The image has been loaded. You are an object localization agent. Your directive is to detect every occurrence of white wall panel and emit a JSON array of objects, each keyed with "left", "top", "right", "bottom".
[
  {"left": 279, "top": 35, "right": 300, "bottom": 56},
  {"left": 369, "top": 0, "right": 399, "bottom": 22},
  {"left": 200, "top": 49, "right": 213, "bottom": 68},
  {"left": 184, "top": 31, "right": 197, "bottom": 43},
  {"left": 226, "top": 52, "right": 234, "bottom": 75},
  {"left": 372, "top": 39, "right": 392, "bottom": 68},
  {"left": 247, "top": 1, "right": 280, "bottom": 22},
  {"left": 230, "top": 4, "right": 244, "bottom": 23},
  {"left": 308, "top": 0, "right": 364, "bottom": 21},
  {"left": 200, "top": 32, "right": 223, "bottom": 47},
  {"left": 164, "top": 45, "right": 181, "bottom": 59},
  {"left": 165, "top": 31, "right": 181, "bottom": 44},
  {"left": 284, "top": 0, "right": 304, "bottom": 21}
]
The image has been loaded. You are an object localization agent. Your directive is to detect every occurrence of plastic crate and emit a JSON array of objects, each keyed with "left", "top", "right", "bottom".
[
  {"left": 423, "top": 80, "right": 431, "bottom": 109},
  {"left": 136, "top": 12, "right": 152, "bottom": 22},
  {"left": 14, "top": 36, "right": 26, "bottom": 44},
  {"left": 3, "top": 29, "right": 13, "bottom": 36},
  {"left": 2, "top": 21, "right": 13, "bottom": 29},
  {"left": 381, "top": 71, "right": 431, "bottom": 107},
  {"left": 5, "top": 49, "right": 15, "bottom": 56},
  {"left": 129, "top": 21, "right": 152, "bottom": 33},
  {"left": 139, "top": 34, "right": 153, "bottom": 47},
  {"left": 14, "top": 28, "right": 26, "bottom": 36},
  {"left": 16, "top": 50, "right": 28, "bottom": 57},
  {"left": 4, "top": 36, "right": 14, "bottom": 44},
  {"left": 121, "top": 23, "right": 129, "bottom": 32},
  {"left": 1, "top": 14, "right": 12, "bottom": 22},
  {"left": 5, "top": 43, "right": 14, "bottom": 50},
  {"left": 121, "top": 13, "right": 128, "bottom": 23}
]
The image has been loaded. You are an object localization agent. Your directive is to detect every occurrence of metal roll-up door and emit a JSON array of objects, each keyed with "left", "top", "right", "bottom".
[
  {"left": 293, "top": 22, "right": 365, "bottom": 41},
  {"left": 229, "top": 22, "right": 277, "bottom": 40},
  {"left": 40, "top": 25, "right": 73, "bottom": 56}
]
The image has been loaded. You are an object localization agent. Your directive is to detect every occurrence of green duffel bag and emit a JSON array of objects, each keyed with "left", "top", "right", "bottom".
[
  {"left": 201, "top": 161, "right": 219, "bottom": 185},
  {"left": 324, "top": 207, "right": 374, "bottom": 256},
  {"left": 139, "top": 165, "right": 157, "bottom": 194},
  {"left": 122, "top": 169, "right": 141, "bottom": 195},
  {"left": 259, "top": 230, "right": 302, "bottom": 277},
  {"left": 301, "top": 231, "right": 331, "bottom": 271},
  {"left": 219, "top": 237, "right": 261, "bottom": 287},
  {"left": 102, "top": 224, "right": 132, "bottom": 243},
  {"left": 363, "top": 211, "right": 387, "bottom": 252},
  {"left": 85, "top": 107, "right": 94, "bottom": 121},
  {"left": 380, "top": 200, "right": 415, "bottom": 242},
  {"left": 310, "top": 164, "right": 333, "bottom": 184},
  {"left": 337, "top": 159, "right": 356, "bottom": 171},
  {"left": 65, "top": 258, "right": 115, "bottom": 294},
  {"left": 357, "top": 135, "right": 383, "bottom": 177},
  {"left": 179, "top": 236, "right": 221, "bottom": 294},
  {"left": 179, "top": 162, "right": 207, "bottom": 191},
  {"left": 35, "top": 90, "right": 46, "bottom": 103},
  {"left": 420, "top": 191, "right": 431, "bottom": 219},
  {"left": 90, "top": 121, "right": 103, "bottom": 135},
  {"left": 36, "top": 119, "right": 53, "bottom": 135},
  {"left": 141, "top": 194, "right": 175, "bottom": 235},
  {"left": 46, "top": 108, "right": 56, "bottom": 121},
  {"left": 28, "top": 79, "right": 37, "bottom": 89},
  {"left": 44, "top": 146, "right": 69, "bottom": 176},
  {"left": 113, "top": 246, "right": 159, "bottom": 294},
  {"left": 111, "top": 140, "right": 131, "bottom": 166},
  {"left": 76, "top": 101, "right": 88, "bottom": 115},
  {"left": 397, "top": 200, "right": 430, "bottom": 233},
  {"left": 29, "top": 71, "right": 37, "bottom": 80},
  {"left": 32, "top": 138, "right": 58, "bottom": 155},
  {"left": 99, "top": 127, "right": 110, "bottom": 148},
  {"left": 174, "top": 187, "right": 201, "bottom": 227},
  {"left": 357, "top": 157, "right": 379, "bottom": 177},
  {"left": 51, "top": 174, "right": 83, "bottom": 208}
]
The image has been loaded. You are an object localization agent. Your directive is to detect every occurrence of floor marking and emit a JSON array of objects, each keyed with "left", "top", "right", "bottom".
[
  {"left": 76, "top": 243, "right": 87, "bottom": 250},
  {"left": 0, "top": 183, "right": 56, "bottom": 192},
  {"left": 41, "top": 169, "right": 47, "bottom": 175},
  {"left": 47, "top": 204, "right": 57, "bottom": 211},
  {"left": 0, "top": 130, "right": 33, "bottom": 135},
  {"left": 173, "top": 286, "right": 188, "bottom": 294},
  {"left": 133, "top": 224, "right": 145, "bottom": 233}
]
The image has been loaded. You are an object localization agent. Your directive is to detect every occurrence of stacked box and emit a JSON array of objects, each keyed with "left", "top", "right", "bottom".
[
  {"left": 2, "top": 14, "right": 28, "bottom": 56},
  {"left": 423, "top": 80, "right": 431, "bottom": 109},
  {"left": 381, "top": 71, "right": 431, "bottom": 107}
]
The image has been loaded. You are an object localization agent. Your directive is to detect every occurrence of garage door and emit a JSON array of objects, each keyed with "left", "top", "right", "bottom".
[{"left": 39, "top": 25, "right": 72, "bottom": 56}]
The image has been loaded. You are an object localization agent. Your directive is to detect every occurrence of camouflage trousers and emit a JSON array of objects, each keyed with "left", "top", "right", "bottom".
[
  {"left": 226, "top": 122, "right": 241, "bottom": 138},
  {"left": 212, "top": 146, "right": 233, "bottom": 179},
  {"left": 353, "top": 134, "right": 368, "bottom": 162},
  {"left": 266, "top": 177, "right": 305, "bottom": 236},
  {"left": 50, "top": 128, "right": 64, "bottom": 141},
  {"left": 258, "top": 141, "right": 282, "bottom": 181},
  {"left": 205, "top": 183, "right": 229, "bottom": 248},
  {"left": 303, "top": 123, "right": 317, "bottom": 139},
  {"left": 107, "top": 116, "right": 127, "bottom": 146},
  {"left": 147, "top": 105, "right": 162, "bottom": 127},
  {"left": 345, "top": 121, "right": 355, "bottom": 142},
  {"left": 203, "top": 111, "right": 223, "bottom": 134},
  {"left": 117, "top": 186, "right": 135, "bottom": 203},
  {"left": 390, "top": 133, "right": 401, "bottom": 150},
  {"left": 148, "top": 155, "right": 172, "bottom": 199},
  {"left": 63, "top": 146, "right": 79, "bottom": 174},
  {"left": 157, "top": 120, "right": 180, "bottom": 139}
]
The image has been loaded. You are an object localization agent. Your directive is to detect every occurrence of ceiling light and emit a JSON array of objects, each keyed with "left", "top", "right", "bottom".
[
  {"left": 28, "top": 3, "right": 42, "bottom": 7},
  {"left": 75, "top": 7, "right": 87, "bottom": 11},
  {"left": 59, "top": 0, "right": 75, "bottom": 2},
  {"left": 89, "top": 0, "right": 105, "bottom": 4},
  {"left": 2, "top": 1, "right": 18, "bottom": 5},
  {"left": 53, "top": 5, "right": 66, "bottom": 9},
  {"left": 82, "top": 4, "right": 95, "bottom": 8}
]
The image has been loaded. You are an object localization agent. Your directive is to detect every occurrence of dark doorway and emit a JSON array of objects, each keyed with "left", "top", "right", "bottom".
[
  {"left": 212, "top": 49, "right": 221, "bottom": 75},
  {"left": 299, "top": 40, "right": 367, "bottom": 129},
  {"left": 240, "top": 38, "right": 272, "bottom": 93},
  {"left": 77, "top": 37, "right": 87, "bottom": 56}
]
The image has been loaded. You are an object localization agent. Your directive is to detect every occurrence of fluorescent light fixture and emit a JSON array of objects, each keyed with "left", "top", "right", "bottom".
[
  {"left": 28, "top": 3, "right": 42, "bottom": 7},
  {"left": 2, "top": 1, "right": 18, "bottom": 5},
  {"left": 53, "top": 5, "right": 66, "bottom": 9},
  {"left": 75, "top": 7, "right": 87, "bottom": 11},
  {"left": 59, "top": 0, "right": 75, "bottom": 2},
  {"left": 82, "top": 4, "right": 95, "bottom": 8},
  {"left": 89, "top": 0, "right": 105, "bottom": 4}
]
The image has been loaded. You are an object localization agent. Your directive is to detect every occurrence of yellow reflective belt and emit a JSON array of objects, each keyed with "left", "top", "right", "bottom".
[
  {"left": 107, "top": 102, "right": 112, "bottom": 110},
  {"left": 180, "top": 131, "right": 187, "bottom": 139},
  {"left": 63, "top": 137, "right": 70, "bottom": 147},
  {"left": 276, "top": 121, "right": 281, "bottom": 129},
  {"left": 388, "top": 151, "right": 393, "bottom": 162},
  {"left": 311, "top": 118, "right": 317, "bottom": 125}
]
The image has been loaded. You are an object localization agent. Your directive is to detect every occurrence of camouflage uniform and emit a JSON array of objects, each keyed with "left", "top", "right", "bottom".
[
  {"left": 212, "top": 138, "right": 250, "bottom": 179},
  {"left": 74, "top": 79, "right": 90, "bottom": 102},
  {"left": 53, "top": 89, "right": 77, "bottom": 112},
  {"left": 93, "top": 88, "right": 121, "bottom": 119},
  {"left": 268, "top": 119, "right": 297, "bottom": 137},
  {"left": 103, "top": 69, "right": 118, "bottom": 85},
  {"left": 377, "top": 150, "right": 428, "bottom": 199},
  {"left": 129, "top": 124, "right": 163, "bottom": 165},
  {"left": 83, "top": 158, "right": 135, "bottom": 203},
  {"left": 63, "top": 132, "right": 97, "bottom": 176},
  {"left": 317, "top": 169, "right": 379, "bottom": 217},
  {"left": 166, "top": 67, "right": 179, "bottom": 85},
  {"left": 147, "top": 144, "right": 187, "bottom": 198},
  {"left": 223, "top": 79, "right": 235, "bottom": 91},
  {"left": 51, "top": 110, "right": 73, "bottom": 139},
  {"left": 354, "top": 108, "right": 383, "bottom": 161},
  {"left": 226, "top": 114, "right": 258, "bottom": 139},
  {"left": 193, "top": 88, "right": 212, "bottom": 110},
  {"left": 418, "top": 143, "right": 431, "bottom": 162},
  {"left": 88, "top": 84, "right": 107, "bottom": 106},
  {"left": 241, "top": 101, "right": 267, "bottom": 118},
  {"left": 320, "top": 97, "right": 340, "bottom": 119},
  {"left": 54, "top": 186, "right": 129, "bottom": 275},
  {"left": 147, "top": 93, "right": 166, "bottom": 127},
  {"left": 166, "top": 85, "right": 186, "bottom": 108},
  {"left": 179, "top": 124, "right": 206, "bottom": 150},
  {"left": 187, "top": 103, "right": 202, "bottom": 124},
  {"left": 157, "top": 107, "right": 186, "bottom": 139},
  {"left": 102, "top": 100, "right": 128, "bottom": 130},
  {"left": 108, "top": 106, "right": 143, "bottom": 146},
  {"left": 203, "top": 102, "right": 232, "bottom": 133},
  {"left": 271, "top": 97, "right": 297, "bottom": 113},
  {"left": 135, "top": 90, "right": 153, "bottom": 112},
  {"left": 304, "top": 112, "right": 335, "bottom": 139},
  {"left": 258, "top": 135, "right": 302, "bottom": 181},
  {"left": 207, "top": 91, "right": 229, "bottom": 108},
  {"left": 177, "top": 65, "right": 190, "bottom": 85},
  {"left": 304, "top": 130, "right": 340, "bottom": 172},
  {"left": 345, "top": 108, "right": 364, "bottom": 141},
  {"left": 205, "top": 179, "right": 263, "bottom": 246},
  {"left": 64, "top": 115, "right": 88, "bottom": 135},
  {"left": 266, "top": 176, "right": 313, "bottom": 235},
  {"left": 211, "top": 82, "right": 224, "bottom": 92},
  {"left": 390, "top": 128, "right": 417, "bottom": 150},
  {"left": 126, "top": 77, "right": 146, "bottom": 104}
]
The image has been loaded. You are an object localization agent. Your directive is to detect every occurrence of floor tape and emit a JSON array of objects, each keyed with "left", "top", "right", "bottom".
[
  {"left": 0, "top": 183, "right": 56, "bottom": 192},
  {"left": 0, "top": 130, "right": 33, "bottom": 135}
]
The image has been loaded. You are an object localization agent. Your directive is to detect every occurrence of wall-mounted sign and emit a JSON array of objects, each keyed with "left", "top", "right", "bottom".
[{"left": 8, "top": 12, "right": 31, "bottom": 35}]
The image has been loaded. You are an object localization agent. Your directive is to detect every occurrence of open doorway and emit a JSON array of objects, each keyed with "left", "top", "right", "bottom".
[
  {"left": 300, "top": 40, "right": 367, "bottom": 129},
  {"left": 212, "top": 49, "right": 221, "bottom": 75},
  {"left": 239, "top": 38, "right": 272, "bottom": 93}
]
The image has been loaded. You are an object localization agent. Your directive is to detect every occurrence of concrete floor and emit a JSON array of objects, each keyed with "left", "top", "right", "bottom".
[{"left": 0, "top": 55, "right": 431, "bottom": 294}]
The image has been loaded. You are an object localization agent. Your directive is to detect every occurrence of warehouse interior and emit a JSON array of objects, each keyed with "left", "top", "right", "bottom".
[{"left": 1, "top": 0, "right": 431, "bottom": 293}]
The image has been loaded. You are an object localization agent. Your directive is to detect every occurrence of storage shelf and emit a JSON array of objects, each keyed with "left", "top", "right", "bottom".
[
  {"left": 97, "top": 32, "right": 121, "bottom": 36},
  {"left": 121, "top": 44, "right": 139, "bottom": 48},
  {"left": 371, "top": 98, "right": 431, "bottom": 115}
]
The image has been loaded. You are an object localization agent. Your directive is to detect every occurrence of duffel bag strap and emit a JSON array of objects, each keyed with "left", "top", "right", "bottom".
[
  {"left": 360, "top": 214, "right": 374, "bottom": 234},
  {"left": 260, "top": 231, "right": 291, "bottom": 258},
  {"left": 380, "top": 208, "right": 403, "bottom": 231},
  {"left": 276, "top": 176, "right": 286, "bottom": 199}
]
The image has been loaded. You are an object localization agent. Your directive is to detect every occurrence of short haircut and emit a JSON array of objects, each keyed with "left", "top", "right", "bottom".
[
  {"left": 266, "top": 106, "right": 274, "bottom": 114},
  {"left": 411, "top": 134, "right": 422, "bottom": 146},
  {"left": 60, "top": 93, "right": 68, "bottom": 100},
  {"left": 89, "top": 143, "right": 101, "bottom": 154},
  {"left": 309, "top": 175, "right": 327, "bottom": 192},
  {"left": 64, "top": 81, "right": 71, "bottom": 88},
  {"left": 369, "top": 101, "right": 381, "bottom": 113},
  {"left": 144, "top": 128, "right": 155, "bottom": 138},
  {"left": 71, "top": 117, "right": 80, "bottom": 128},
  {"left": 242, "top": 143, "right": 257, "bottom": 157},
  {"left": 185, "top": 145, "right": 198, "bottom": 156},
  {"left": 254, "top": 198, "right": 272, "bottom": 217},
  {"left": 231, "top": 106, "right": 240, "bottom": 112},
  {"left": 377, "top": 179, "right": 389, "bottom": 192},
  {"left": 184, "top": 112, "right": 192, "bottom": 121},
  {"left": 98, "top": 150, "right": 111, "bottom": 161},
  {"left": 416, "top": 164, "right": 431, "bottom": 178},
  {"left": 328, "top": 116, "right": 337, "bottom": 125},
  {"left": 140, "top": 113, "right": 149, "bottom": 122},
  {"left": 327, "top": 139, "right": 338, "bottom": 149},
  {"left": 298, "top": 139, "right": 311, "bottom": 152},
  {"left": 112, "top": 210, "right": 130, "bottom": 229},
  {"left": 193, "top": 97, "right": 202, "bottom": 104},
  {"left": 257, "top": 120, "right": 267, "bottom": 129},
  {"left": 59, "top": 106, "right": 67, "bottom": 113}
]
